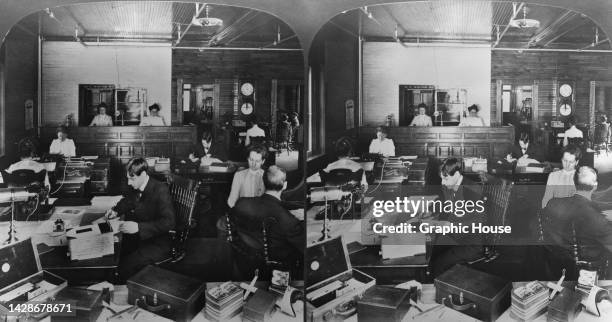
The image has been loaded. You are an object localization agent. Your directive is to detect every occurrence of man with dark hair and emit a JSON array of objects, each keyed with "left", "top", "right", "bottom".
[
  {"left": 542, "top": 166, "right": 612, "bottom": 272},
  {"left": 431, "top": 157, "right": 484, "bottom": 276},
  {"left": 230, "top": 165, "right": 304, "bottom": 279},
  {"left": 542, "top": 144, "right": 581, "bottom": 208},
  {"left": 189, "top": 130, "right": 227, "bottom": 163},
  {"left": 107, "top": 157, "right": 175, "bottom": 281},
  {"left": 140, "top": 103, "right": 166, "bottom": 126},
  {"left": 508, "top": 132, "right": 545, "bottom": 162},
  {"left": 227, "top": 144, "right": 267, "bottom": 208}
]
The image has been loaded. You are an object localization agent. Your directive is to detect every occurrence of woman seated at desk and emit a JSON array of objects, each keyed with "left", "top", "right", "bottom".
[
  {"left": 227, "top": 144, "right": 266, "bottom": 208},
  {"left": 459, "top": 104, "right": 485, "bottom": 127},
  {"left": 409, "top": 103, "right": 433, "bottom": 127},
  {"left": 139, "top": 103, "right": 167, "bottom": 126},
  {"left": 49, "top": 126, "right": 76, "bottom": 157},
  {"left": 563, "top": 116, "right": 583, "bottom": 147},
  {"left": 89, "top": 103, "right": 113, "bottom": 126},
  {"left": 189, "top": 131, "right": 227, "bottom": 165},
  {"left": 368, "top": 126, "right": 395, "bottom": 157},
  {"left": 324, "top": 141, "right": 368, "bottom": 188},
  {"left": 245, "top": 115, "right": 266, "bottom": 147}
]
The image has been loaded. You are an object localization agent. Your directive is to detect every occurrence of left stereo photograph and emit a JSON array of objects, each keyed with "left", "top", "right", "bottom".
[{"left": 0, "top": 1, "right": 306, "bottom": 321}]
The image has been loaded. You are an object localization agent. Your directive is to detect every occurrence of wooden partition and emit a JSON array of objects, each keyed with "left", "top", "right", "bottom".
[
  {"left": 358, "top": 126, "right": 515, "bottom": 160},
  {"left": 40, "top": 126, "right": 196, "bottom": 164}
]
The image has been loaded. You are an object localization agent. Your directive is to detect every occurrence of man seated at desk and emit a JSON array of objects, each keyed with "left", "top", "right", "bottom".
[
  {"left": 541, "top": 145, "right": 580, "bottom": 208},
  {"left": 231, "top": 166, "right": 304, "bottom": 278},
  {"left": 507, "top": 132, "right": 545, "bottom": 163},
  {"left": 227, "top": 144, "right": 266, "bottom": 208},
  {"left": 106, "top": 157, "right": 175, "bottom": 281},
  {"left": 542, "top": 166, "right": 612, "bottom": 274},
  {"left": 189, "top": 130, "right": 227, "bottom": 164},
  {"left": 431, "top": 158, "right": 484, "bottom": 276},
  {"left": 409, "top": 103, "right": 433, "bottom": 127},
  {"left": 49, "top": 126, "right": 76, "bottom": 157},
  {"left": 89, "top": 103, "right": 113, "bottom": 126},
  {"left": 324, "top": 141, "right": 368, "bottom": 188},
  {"left": 368, "top": 126, "right": 395, "bottom": 157},
  {"left": 459, "top": 104, "right": 485, "bottom": 127},
  {"left": 139, "top": 103, "right": 167, "bottom": 126}
]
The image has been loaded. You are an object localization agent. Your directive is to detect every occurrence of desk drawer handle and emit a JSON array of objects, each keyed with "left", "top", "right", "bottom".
[{"left": 136, "top": 295, "right": 171, "bottom": 313}]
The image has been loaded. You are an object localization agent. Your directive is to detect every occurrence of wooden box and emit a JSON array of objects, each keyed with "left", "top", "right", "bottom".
[
  {"left": 306, "top": 236, "right": 375, "bottom": 322},
  {"left": 434, "top": 264, "right": 511, "bottom": 322},
  {"left": 356, "top": 286, "right": 412, "bottom": 322},
  {"left": 50, "top": 288, "right": 103, "bottom": 322},
  {"left": 127, "top": 265, "right": 206, "bottom": 322},
  {"left": 0, "top": 239, "right": 67, "bottom": 319}
]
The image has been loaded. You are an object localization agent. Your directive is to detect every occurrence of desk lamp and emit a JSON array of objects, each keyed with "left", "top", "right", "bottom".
[{"left": 0, "top": 188, "right": 37, "bottom": 244}]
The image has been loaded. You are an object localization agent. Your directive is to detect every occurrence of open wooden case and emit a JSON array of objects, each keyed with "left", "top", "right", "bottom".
[
  {"left": 305, "top": 236, "right": 375, "bottom": 322},
  {"left": 0, "top": 238, "right": 67, "bottom": 318}
]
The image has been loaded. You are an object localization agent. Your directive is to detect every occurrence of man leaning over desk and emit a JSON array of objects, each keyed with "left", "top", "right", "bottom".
[{"left": 105, "top": 157, "right": 175, "bottom": 282}]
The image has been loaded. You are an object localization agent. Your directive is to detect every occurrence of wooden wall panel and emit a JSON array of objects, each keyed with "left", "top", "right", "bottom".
[
  {"left": 491, "top": 51, "right": 612, "bottom": 124},
  {"left": 171, "top": 50, "right": 304, "bottom": 124}
]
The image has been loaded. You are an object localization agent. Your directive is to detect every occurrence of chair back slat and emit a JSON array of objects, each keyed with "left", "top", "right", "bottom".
[
  {"left": 483, "top": 177, "right": 513, "bottom": 246},
  {"left": 164, "top": 173, "right": 199, "bottom": 263}
]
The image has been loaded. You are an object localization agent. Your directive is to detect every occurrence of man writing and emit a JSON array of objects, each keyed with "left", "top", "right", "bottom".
[{"left": 107, "top": 157, "right": 175, "bottom": 281}]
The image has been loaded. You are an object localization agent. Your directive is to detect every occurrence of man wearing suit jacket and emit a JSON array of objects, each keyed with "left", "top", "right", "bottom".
[
  {"left": 542, "top": 166, "right": 612, "bottom": 269},
  {"left": 230, "top": 165, "right": 304, "bottom": 279},
  {"left": 108, "top": 157, "right": 175, "bottom": 281},
  {"left": 189, "top": 131, "right": 227, "bottom": 162},
  {"left": 432, "top": 158, "right": 485, "bottom": 276},
  {"left": 508, "top": 132, "right": 545, "bottom": 162}
]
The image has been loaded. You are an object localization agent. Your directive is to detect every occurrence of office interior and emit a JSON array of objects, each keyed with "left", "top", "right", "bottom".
[
  {"left": 1, "top": 0, "right": 612, "bottom": 321},
  {"left": 305, "top": 1, "right": 612, "bottom": 321}
]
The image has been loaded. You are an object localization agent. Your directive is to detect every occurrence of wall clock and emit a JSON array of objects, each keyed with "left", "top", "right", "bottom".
[
  {"left": 559, "top": 103, "right": 572, "bottom": 116},
  {"left": 241, "top": 102, "right": 253, "bottom": 115},
  {"left": 240, "top": 82, "right": 254, "bottom": 96},
  {"left": 559, "top": 84, "right": 572, "bottom": 98}
]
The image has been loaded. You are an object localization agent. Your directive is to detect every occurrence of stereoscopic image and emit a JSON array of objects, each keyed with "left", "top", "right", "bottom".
[{"left": 1, "top": 1, "right": 612, "bottom": 322}]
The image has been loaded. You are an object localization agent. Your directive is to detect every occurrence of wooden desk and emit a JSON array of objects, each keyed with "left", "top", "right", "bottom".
[
  {"left": 358, "top": 126, "right": 515, "bottom": 160},
  {"left": 0, "top": 199, "right": 122, "bottom": 285}
]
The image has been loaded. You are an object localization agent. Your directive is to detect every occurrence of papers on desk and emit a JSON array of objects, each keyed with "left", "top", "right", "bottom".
[
  {"left": 81, "top": 156, "right": 99, "bottom": 160},
  {"left": 200, "top": 157, "right": 223, "bottom": 167},
  {"left": 91, "top": 195, "right": 123, "bottom": 209},
  {"left": 67, "top": 222, "right": 115, "bottom": 260},
  {"left": 398, "top": 155, "right": 418, "bottom": 160}
]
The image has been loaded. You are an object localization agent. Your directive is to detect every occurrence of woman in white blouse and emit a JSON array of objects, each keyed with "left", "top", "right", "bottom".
[
  {"left": 410, "top": 104, "right": 433, "bottom": 127},
  {"left": 49, "top": 126, "right": 76, "bottom": 157},
  {"left": 140, "top": 104, "right": 167, "bottom": 126},
  {"left": 368, "top": 126, "right": 395, "bottom": 157}
]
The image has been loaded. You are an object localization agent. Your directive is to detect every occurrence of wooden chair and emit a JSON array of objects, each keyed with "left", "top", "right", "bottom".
[
  {"left": 469, "top": 176, "right": 513, "bottom": 264},
  {"left": 226, "top": 214, "right": 300, "bottom": 280},
  {"left": 156, "top": 173, "right": 199, "bottom": 264},
  {"left": 319, "top": 169, "right": 364, "bottom": 187},
  {"left": 3, "top": 169, "right": 46, "bottom": 188},
  {"left": 570, "top": 223, "right": 610, "bottom": 279}
]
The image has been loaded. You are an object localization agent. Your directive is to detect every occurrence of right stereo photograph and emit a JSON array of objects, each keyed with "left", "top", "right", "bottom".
[{"left": 304, "top": 1, "right": 612, "bottom": 321}]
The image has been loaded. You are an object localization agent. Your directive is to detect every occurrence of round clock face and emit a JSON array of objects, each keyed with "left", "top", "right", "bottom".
[
  {"left": 559, "top": 104, "right": 572, "bottom": 116},
  {"left": 240, "top": 82, "right": 254, "bottom": 96},
  {"left": 559, "top": 84, "right": 573, "bottom": 98},
  {"left": 241, "top": 103, "right": 253, "bottom": 115}
]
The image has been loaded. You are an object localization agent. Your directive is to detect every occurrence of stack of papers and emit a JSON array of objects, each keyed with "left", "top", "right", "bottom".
[
  {"left": 510, "top": 281, "right": 549, "bottom": 321},
  {"left": 204, "top": 282, "right": 243, "bottom": 321}
]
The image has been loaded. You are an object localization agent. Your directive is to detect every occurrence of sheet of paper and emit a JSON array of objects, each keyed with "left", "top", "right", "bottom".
[{"left": 91, "top": 195, "right": 123, "bottom": 208}]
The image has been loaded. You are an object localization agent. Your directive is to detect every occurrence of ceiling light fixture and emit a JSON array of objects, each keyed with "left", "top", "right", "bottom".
[
  {"left": 509, "top": 5, "right": 540, "bottom": 29},
  {"left": 192, "top": 5, "right": 223, "bottom": 27}
]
